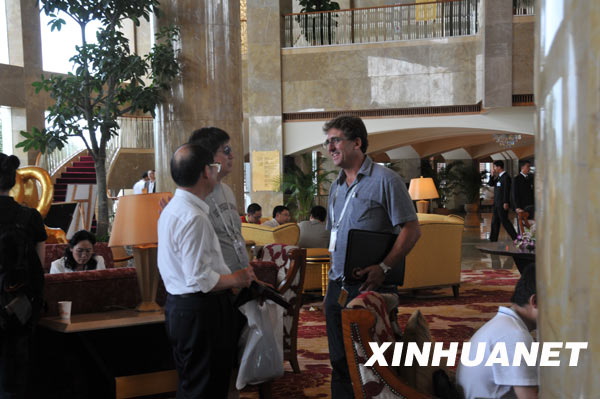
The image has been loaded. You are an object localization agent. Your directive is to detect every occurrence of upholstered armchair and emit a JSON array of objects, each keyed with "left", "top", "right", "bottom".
[
  {"left": 342, "top": 292, "right": 433, "bottom": 399},
  {"left": 258, "top": 244, "right": 307, "bottom": 373},
  {"left": 241, "top": 222, "right": 300, "bottom": 246}
]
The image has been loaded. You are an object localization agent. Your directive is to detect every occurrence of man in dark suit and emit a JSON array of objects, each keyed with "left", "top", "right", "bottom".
[
  {"left": 488, "top": 160, "right": 517, "bottom": 241},
  {"left": 512, "top": 160, "right": 534, "bottom": 233}
]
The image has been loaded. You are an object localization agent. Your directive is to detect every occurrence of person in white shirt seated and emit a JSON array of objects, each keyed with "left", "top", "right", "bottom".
[
  {"left": 50, "top": 230, "right": 106, "bottom": 273},
  {"left": 457, "top": 266, "right": 538, "bottom": 399},
  {"left": 132, "top": 172, "right": 149, "bottom": 194},
  {"left": 262, "top": 205, "right": 291, "bottom": 227},
  {"left": 297, "top": 205, "right": 330, "bottom": 248}
]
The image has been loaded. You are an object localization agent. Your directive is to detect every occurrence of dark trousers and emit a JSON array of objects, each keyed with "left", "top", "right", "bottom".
[
  {"left": 490, "top": 205, "right": 518, "bottom": 241},
  {"left": 165, "top": 292, "right": 235, "bottom": 399},
  {"left": 325, "top": 280, "right": 398, "bottom": 399},
  {"left": 0, "top": 327, "right": 33, "bottom": 399}
]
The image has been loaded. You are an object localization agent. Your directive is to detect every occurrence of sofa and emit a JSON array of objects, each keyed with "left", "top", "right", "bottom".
[
  {"left": 401, "top": 213, "right": 464, "bottom": 296},
  {"left": 241, "top": 222, "right": 300, "bottom": 246},
  {"left": 42, "top": 243, "right": 165, "bottom": 316}
]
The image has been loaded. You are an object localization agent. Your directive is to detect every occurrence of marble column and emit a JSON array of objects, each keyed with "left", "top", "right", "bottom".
[
  {"left": 153, "top": 1, "right": 244, "bottom": 207},
  {"left": 536, "top": 1, "right": 600, "bottom": 397},
  {"left": 246, "top": 0, "right": 292, "bottom": 214},
  {"left": 483, "top": 0, "right": 512, "bottom": 108}
]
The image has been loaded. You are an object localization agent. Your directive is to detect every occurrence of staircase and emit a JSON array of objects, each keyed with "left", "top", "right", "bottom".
[{"left": 53, "top": 155, "right": 97, "bottom": 232}]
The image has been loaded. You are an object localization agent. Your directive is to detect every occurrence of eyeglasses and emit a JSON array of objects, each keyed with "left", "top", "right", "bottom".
[
  {"left": 210, "top": 163, "right": 222, "bottom": 173},
  {"left": 221, "top": 145, "right": 232, "bottom": 156},
  {"left": 322, "top": 137, "right": 349, "bottom": 149},
  {"left": 75, "top": 248, "right": 93, "bottom": 255}
]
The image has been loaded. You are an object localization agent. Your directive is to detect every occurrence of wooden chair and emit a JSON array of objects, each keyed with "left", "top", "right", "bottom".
[
  {"left": 518, "top": 211, "right": 530, "bottom": 233},
  {"left": 258, "top": 244, "right": 307, "bottom": 373},
  {"left": 342, "top": 292, "right": 432, "bottom": 399}
]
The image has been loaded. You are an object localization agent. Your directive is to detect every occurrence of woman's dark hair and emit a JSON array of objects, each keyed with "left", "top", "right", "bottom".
[
  {"left": 63, "top": 230, "right": 98, "bottom": 271},
  {"left": 188, "top": 127, "right": 230, "bottom": 155},
  {"left": 0, "top": 153, "right": 20, "bottom": 191}
]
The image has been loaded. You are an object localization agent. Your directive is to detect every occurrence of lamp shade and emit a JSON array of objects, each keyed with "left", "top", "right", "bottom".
[
  {"left": 408, "top": 177, "right": 439, "bottom": 200},
  {"left": 108, "top": 192, "right": 171, "bottom": 247}
]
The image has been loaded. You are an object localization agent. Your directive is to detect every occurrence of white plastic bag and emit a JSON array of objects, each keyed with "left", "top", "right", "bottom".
[{"left": 236, "top": 299, "right": 284, "bottom": 390}]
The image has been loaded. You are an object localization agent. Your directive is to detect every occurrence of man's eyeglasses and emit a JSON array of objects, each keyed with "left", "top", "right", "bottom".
[
  {"left": 322, "top": 137, "right": 348, "bottom": 149},
  {"left": 222, "top": 145, "right": 232, "bottom": 156},
  {"left": 210, "top": 163, "right": 222, "bottom": 173}
]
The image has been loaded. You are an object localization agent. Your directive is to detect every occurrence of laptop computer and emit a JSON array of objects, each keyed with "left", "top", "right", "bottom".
[{"left": 343, "top": 229, "right": 405, "bottom": 286}]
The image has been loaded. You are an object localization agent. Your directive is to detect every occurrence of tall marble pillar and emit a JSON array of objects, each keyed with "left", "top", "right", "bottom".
[
  {"left": 536, "top": 1, "right": 600, "bottom": 397},
  {"left": 153, "top": 1, "right": 244, "bottom": 207},
  {"left": 246, "top": 0, "right": 292, "bottom": 214},
  {"left": 483, "top": 0, "right": 512, "bottom": 108}
]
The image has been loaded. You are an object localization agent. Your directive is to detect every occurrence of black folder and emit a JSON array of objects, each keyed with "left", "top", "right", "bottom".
[{"left": 343, "top": 229, "right": 405, "bottom": 286}]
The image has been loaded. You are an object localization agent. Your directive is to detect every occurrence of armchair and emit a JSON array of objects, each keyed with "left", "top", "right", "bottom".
[
  {"left": 258, "top": 244, "right": 307, "bottom": 373},
  {"left": 342, "top": 292, "right": 435, "bottom": 398}
]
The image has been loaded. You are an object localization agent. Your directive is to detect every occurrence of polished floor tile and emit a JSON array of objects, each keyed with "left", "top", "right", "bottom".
[{"left": 460, "top": 212, "right": 517, "bottom": 271}]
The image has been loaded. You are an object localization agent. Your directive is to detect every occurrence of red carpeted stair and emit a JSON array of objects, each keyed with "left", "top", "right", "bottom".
[{"left": 53, "top": 155, "right": 97, "bottom": 232}]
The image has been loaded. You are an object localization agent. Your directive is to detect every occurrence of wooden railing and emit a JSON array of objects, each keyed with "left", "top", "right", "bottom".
[{"left": 284, "top": 0, "right": 479, "bottom": 48}]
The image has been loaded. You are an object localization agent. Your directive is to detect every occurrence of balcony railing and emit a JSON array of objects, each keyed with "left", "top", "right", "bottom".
[
  {"left": 37, "top": 116, "right": 154, "bottom": 176},
  {"left": 284, "top": 0, "right": 479, "bottom": 48},
  {"left": 513, "top": 0, "right": 534, "bottom": 15}
]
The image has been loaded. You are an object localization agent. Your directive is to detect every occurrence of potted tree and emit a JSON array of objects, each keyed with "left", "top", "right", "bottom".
[
  {"left": 279, "top": 153, "right": 335, "bottom": 221},
  {"left": 451, "top": 161, "right": 486, "bottom": 227},
  {"left": 296, "top": 0, "right": 340, "bottom": 45},
  {"left": 17, "top": 0, "right": 180, "bottom": 237},
  {"left": 420, "top": 159, "right": 458, "bottom": 214}
]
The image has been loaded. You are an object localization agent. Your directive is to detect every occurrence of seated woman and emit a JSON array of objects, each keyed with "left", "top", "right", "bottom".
[{"left": 50, "top": 230, "right": 106, "bottom": 273}]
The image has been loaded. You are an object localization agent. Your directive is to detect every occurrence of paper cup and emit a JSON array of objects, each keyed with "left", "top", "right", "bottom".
[{"left": 58, "top": 301, "right": 72, "bottom": 320}]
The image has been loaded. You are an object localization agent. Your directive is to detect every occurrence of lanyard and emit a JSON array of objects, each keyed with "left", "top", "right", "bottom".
[
  {"left": 212, "top": 185, "right": 239, "bottom": 241},
  {"left": 330, "top": 182, "right": 359, "bottom": 230}
]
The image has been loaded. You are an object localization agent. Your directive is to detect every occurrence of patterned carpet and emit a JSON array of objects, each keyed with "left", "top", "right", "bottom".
[{"left": 240, "top": 268, "right": 520, "bottom": 399}]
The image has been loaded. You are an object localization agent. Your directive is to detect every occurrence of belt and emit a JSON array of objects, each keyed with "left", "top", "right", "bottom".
[{"left": 169, "top": 290, "right": 229, "bottom": 298}]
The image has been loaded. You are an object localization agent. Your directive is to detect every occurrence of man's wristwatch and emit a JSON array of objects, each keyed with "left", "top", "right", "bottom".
[{"left": 378, "top": 261, "right": 392, "bottom": 275}]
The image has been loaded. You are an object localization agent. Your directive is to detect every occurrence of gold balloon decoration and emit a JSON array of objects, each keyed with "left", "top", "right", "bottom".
[
  {"left": 9, "top": 167, "right": 67, "bottom": 244},
  {"left": 10, "top": 167, "right": 54, "bottom": 218}
]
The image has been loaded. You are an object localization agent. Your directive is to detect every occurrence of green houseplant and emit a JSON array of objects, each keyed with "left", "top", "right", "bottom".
[
  {"left": 296, "top": 0, "right": 340, "bottom": 45},
  {"left": 279, "top": 153, "right": 335, "bottom": 221},
  {"left": 451, "top": 161, "right": 486, "bottom": 227},
  {"left": 18, "top": 0, "right": 180, "bottom": 237},
  {"left": 419, "top": 159, "right": 458, "bottom": 211}
]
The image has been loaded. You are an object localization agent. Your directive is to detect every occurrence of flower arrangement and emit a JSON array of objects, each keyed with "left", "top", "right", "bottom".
[{"left": 514, "top": 225, "right": 536, "bottom": 250}]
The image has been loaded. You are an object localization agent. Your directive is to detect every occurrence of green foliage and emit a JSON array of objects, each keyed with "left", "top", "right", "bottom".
[
  {"left": 279, "top": 153, "right": 335, "bottom": 221},
  {"left": 450, "top": 161, "right": 486, "bottom": 204},
  {"left": 297, "top": 0, "right": 340, "bottom": 13},
  {"left": 420, "top": 159, "right": 459, "bottom": 208},
  {"left": 296, "top": 0, "right": 340, "bottom": 44},
  {"left": 19, "top": 0, "right": 180, "bottom": 236}
]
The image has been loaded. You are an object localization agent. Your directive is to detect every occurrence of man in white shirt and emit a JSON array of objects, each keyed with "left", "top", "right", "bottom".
[
  {"left": 132, "top": 172, "right": 148, "bottom": 194},
  {"left": 145, "top": 169, "right": 156, "bottom": 193},
  {"left": 262, "top": 205, "right": 291, "bottom": 227},
  {"left": 158, "top": 143, "right": 256, "bottom": 398},
  {"left": 457, "top": 266, "right": 538, "bottom": 399},
  {"left": 297, "top": 205, "right": 330, "bottom": 248}
]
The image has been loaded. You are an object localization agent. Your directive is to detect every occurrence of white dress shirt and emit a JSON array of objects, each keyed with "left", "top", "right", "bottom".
[
  {"left": 262, "top": 218, "right": 280, "bottom": 228},
  {"left": 157, "top": 189, "right": 232, "bottom": 294},
  {"left": 49, "top": 256, "right": 106, "bottom": 274},
  {"left": 133, "top": 179, "right": 146, "bottom": 194}
]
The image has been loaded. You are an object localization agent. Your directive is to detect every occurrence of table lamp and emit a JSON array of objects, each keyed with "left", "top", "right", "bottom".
[
  {"left": 109, "top": 192, "right": 170, "bottom": 312},
  {"left": 408, "top": 176, "right": 439, "bottom": 213}
]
